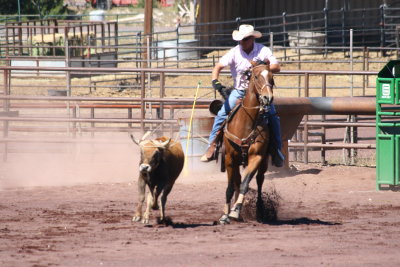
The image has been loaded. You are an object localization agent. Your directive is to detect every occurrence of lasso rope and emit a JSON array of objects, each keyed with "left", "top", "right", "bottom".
[{"left": 183, "top": 81, "right": 201, "bottom": 175}]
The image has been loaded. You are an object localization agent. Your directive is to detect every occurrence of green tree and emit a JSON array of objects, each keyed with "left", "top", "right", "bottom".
[{"left": 0, "top": 0, "right": 69, "bottom": 17}]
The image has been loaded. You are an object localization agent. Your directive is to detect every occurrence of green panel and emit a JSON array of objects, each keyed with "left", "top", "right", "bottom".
[
  {"left": 376, "top": 61, "right": 400, "bottom": 189},
  {"left": 396, "top": 136, "right": 400, "bottom": 185},
  {"left": 376, "top": 135, "right": 395, "bottom": 186},
  {"left": 397, "top": 79, "right": 400, "bottom": 105},
  {"left": 376, "top": 78, "right": 395, "bottom": 104}
]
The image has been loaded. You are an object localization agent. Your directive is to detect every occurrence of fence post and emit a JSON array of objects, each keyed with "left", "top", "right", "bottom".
[
  {"left": 140, "top": 70, "right": 145, "bottom": 134},
  {"left": 362, "top": 9, "right": 366, "bottom": 45},
  {"left": 136, "top": 31, "right": 142, "bottom": 73},
  {"left": 18, "top": 21, "right": 23, "bottom": 56},
  {"left": 379, "top": 4, "right": 386, "bottom": 56},
  {"left": 341, "top": 8, "right": 345, "bottom": 55},
  {"left": 2, "top": 69, "right": 9, "bottom": 161},
  {"left": 146, "top": 36, "right": 152, "bottom": 121},
  {"left": 159, "top": 71, "right": 165, "bottom": 120},
  {"left": 90, "top": 108, "right": 95, "bottom": 138},
  {"left": 176, "top": 25, "right": 180, "bottom": 68},
  {"left": 303, "top": 73, "right": 310, "bottom": 164},
  {"left": 5, "top": 25, "right": 8, "bottom": 57},
  {"left": 350, "top": 29, "right": 353, "bottom": 97},
  {"left": 323, "top": 7, "right": 329, "bottom": 56},
  {"left": 363, "top": 46, "right": 366, "bottom": 96},
  {"left": 269, "top": 32, "right": 273, "bottom": 53},
  {"left": 282, "top": 12, "right": 287, "bottom": 60},
  {"left": 65, "top": 26, "right": 72, "bottom": 136},
  {"left": 321, "top": 74, "right": 327, "bottom": 165}
]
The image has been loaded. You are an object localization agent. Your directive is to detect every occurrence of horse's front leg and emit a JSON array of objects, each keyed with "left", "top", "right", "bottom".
[
  {"left": 255, "top": 159, "right": 268, "bottom": 222},
  {"left": 219, "top": 156, "right": 241, "bottom": 225},
  {"left": 229, "top": 154, "right": 263, "bottom": 220}
]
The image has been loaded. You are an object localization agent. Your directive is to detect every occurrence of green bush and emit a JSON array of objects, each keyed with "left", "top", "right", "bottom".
[
  {"left": 137, "top": 0, "right": 159, "bottom": 8},
  {"left": 0, "top": 0, "right": 69, "bottom": 17}
]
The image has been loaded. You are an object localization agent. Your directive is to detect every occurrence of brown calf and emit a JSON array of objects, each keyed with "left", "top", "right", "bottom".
[{"left": 130, "top": 134, "right": 184, "bottom": 224}]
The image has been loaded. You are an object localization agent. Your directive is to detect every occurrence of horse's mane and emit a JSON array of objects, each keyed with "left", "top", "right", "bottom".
[{"left": 254, "top": 59, "right": 269, "bottom": 66}]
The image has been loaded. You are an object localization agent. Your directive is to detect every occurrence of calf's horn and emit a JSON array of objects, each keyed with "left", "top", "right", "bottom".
[
  {"left": 130, "top": 134, "right": 140, "bottom": 145},
  {"left": 130, "top": 130, "right": 152, "bottom": 145},
  {"left": 157, "top": 138, "right": 172, "bottom": 148}
]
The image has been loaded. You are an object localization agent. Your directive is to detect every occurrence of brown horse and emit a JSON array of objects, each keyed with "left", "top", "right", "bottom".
[{"left": 219, "top": 60, "right": 274, "bottom": 224}]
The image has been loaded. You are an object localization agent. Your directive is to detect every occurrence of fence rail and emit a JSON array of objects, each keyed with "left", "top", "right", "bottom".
[{"left": 0, "top": 64, "right": 379, "bottom": 166}]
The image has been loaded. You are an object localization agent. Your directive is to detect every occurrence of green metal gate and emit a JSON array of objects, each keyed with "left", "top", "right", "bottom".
[{"left": 376, "top": 60, "right": 400, "bottom": 190}]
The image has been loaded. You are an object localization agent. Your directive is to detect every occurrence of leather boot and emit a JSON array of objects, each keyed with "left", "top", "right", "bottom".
[{"left": 200, "top": 141, "right": 217, "bottom": 162}]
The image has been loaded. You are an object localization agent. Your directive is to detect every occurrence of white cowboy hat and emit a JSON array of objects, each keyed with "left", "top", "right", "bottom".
[{"left": 232, "top": 24, "right": 262, "bottom": 41}]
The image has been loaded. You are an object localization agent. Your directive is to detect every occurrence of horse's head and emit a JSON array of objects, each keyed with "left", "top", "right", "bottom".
[{"left": 249, "top": 60, "right": 274, "bottom": 107}]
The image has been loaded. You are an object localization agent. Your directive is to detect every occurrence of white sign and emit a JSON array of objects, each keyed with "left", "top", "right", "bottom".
[{"left": 382, "top": 84, "right": 391, "bottom": 99}]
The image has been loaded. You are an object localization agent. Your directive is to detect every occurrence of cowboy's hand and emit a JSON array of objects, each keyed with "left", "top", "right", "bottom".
[
  {"left": 212, "top": 79, "right": 229, "bottom": 100},
  {"left": 212, "top": 79, "right": 224, "bottom": 91}
]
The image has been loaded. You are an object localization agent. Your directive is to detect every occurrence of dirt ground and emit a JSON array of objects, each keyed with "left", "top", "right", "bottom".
[
  {"left": 1, "top": 142, "right": 400, "bottom": 267},
  {"left": 1, "top": 14, "right": 398, "bottom": 265}
]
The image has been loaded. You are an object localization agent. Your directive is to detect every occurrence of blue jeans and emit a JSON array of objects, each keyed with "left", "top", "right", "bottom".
[{"left": 208, "top": 89, "right": 282, "bottom": 151}]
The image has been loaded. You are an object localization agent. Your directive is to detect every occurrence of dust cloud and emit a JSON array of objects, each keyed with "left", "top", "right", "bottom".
[
  {"left": 0, "top": 134, "right": 223, "bottom": 190},
  {"left": 179, "top": 156, "right": 225, "bottom": 184},
  {"left": 0, "top": 135, "right": 138, "bottom": 189}
]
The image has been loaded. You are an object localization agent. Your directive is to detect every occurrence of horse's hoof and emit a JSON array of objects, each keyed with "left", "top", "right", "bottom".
[
  {"left": 228, "top": 205, "right": 242, "bottom": 220},
  {"left": 228, "top": 210, "right": 240, "bottom": 220},
  {"left": 219, "top": 214, "right": 230, "bottom": 225},
  {"left": 132, "top": 216, "right": 141, "bottom": 222}
]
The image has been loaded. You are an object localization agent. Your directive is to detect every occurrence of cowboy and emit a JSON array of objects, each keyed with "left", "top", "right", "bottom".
[{"left": 200, "top": 24, "right": 285, "bottom": 167}]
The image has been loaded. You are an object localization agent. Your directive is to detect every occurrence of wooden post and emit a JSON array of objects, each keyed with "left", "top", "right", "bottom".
[
  {"left": 3, "top": 69, "right": 9, "bottom": 161},
  {"left": 140, "top": 71, "right": 146, "bottom": 133},
  {"left": 143, "top": 0, "right": 153, "bottom": 68}
]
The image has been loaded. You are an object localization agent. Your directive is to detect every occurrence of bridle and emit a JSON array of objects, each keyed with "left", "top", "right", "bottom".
[{"left": 242, "top": 62, "right": 274, "bottom": 110}]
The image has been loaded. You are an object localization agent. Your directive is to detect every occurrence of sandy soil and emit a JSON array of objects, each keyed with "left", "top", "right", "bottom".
[{"left": 1, "top": 142, "right": 400, "bottom": 267}]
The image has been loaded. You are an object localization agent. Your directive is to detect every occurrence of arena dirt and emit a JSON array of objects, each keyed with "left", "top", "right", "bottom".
[
  {"left": 1, "top": 13, "right": 398, "bottom": 264},
  {"left": 1, "top": 144, "right": 400, "bottom": 266}
]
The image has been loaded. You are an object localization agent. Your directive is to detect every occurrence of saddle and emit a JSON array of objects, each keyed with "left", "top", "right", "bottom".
[{"left": 211, "top": 102, "right": 241, "bottom": 161}]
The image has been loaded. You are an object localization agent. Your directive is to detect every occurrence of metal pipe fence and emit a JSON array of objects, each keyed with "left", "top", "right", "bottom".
[
  {"left": 0, "top": 65, "right": 379, "bottom": 166},
  {"left": 1, "top": 6, "right": 399, "bottom": 51}
]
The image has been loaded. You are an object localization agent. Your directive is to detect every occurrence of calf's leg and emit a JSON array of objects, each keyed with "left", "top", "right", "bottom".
[
  {"left": 159, "top": 183, "right": 174, "bottom": 223},
  {"left": 132, "top": 177, "right": 146, "bottom": 222},
  {"left": 142, "top": 191, "right": 153, "bottom": 224}
]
